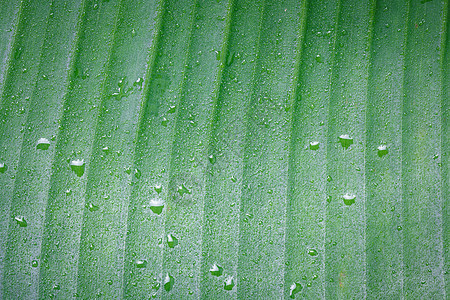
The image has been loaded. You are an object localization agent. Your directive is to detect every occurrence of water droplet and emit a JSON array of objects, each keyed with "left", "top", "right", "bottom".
[
  {"left": 102, "top": 146, "right": 109, "bottom": 153},
  {"left": 168, "top": 105, "right": 176, "bottom": 113},
  {"left": 149, "top": 199, "right": 164, "bottom": 215},
  {"left": 308, "top": 249, "right": 318, "bottom": 256},
  {"left": 339, "top": 134, "right": 353, "bottom": 149},
  {"left": 377, "top": 145, "right": 388, "bottom": 157},
  {"left": 167, "top": 234, "right": 178, "bottom": 248},
  {"left": 289, "top": 282, "right": 303, "bottom": 298},
  {"left": 154, "top": 184, "right": 162, "bottom": 194},
  {"left": 310, "top": 141, "right": 320, "bottom": 150},
  {"left": 315, "top": 54, "right": 323, "bottom": 63},
  {"left": 31, "top": 260, "right": 39, "bottom": 267},
  {"left": 134, "top": 168, "right": 141, "bottom": 179},
  {"left": 163, "top": 273, "right": 174, "bottom": 291},
  {"left": 224, "top": 276, "right": 235, "bottom": 291},
  {"left": 326, "top": 196, "right": 332, "bottom": 203},
  {"left": 14, "top": 216, "right": 27, "bottom": 227},
  {"left": 209, "top": 263, "right": 223, "bottom": 276},
  {"left": 88, "top": 203, "right": 100, "bottom": 212},
  {"left": 36, "top": 138, "right": 50, "bottom": 150},
  {"left": 230, "top": 176, "right": 237, "bottom": 182},
  {"left": 177, "top": 184, "right": 191, "bottom": 196},
  {"left": 343, "top": 193, "right": 356, "bottom": 206},
  {"left": 133, "top": 77, "right": 143, "bottom": 89},
  {"left": 135, "top": 259, "right": 147, "bottom": 268},
  {"left": 208, "top": 154, "right": 216, "bottom": 164},
  {"left": 0, "top": 162, "right": 7, "bottom": 173},
  {"left": 70, "top": 159, "right": 85, "bottom": 177},
  {"left": 397, "top": 226, "right": 402, "bottom": 231},
  {"left": 326, "top": 175, "right": 332, "bottom": 182},
  {"left": 161, "top": 117, "right": 168, "bottom": 127},
  {"left": 107, "top": 279, "right": 113, "bottom": 285},
  {"left": 53, "top": 283, "right": 60, "bottom": 290}
]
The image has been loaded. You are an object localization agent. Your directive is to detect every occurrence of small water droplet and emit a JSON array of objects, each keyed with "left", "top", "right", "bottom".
[
  {"left": 134, "top": 168, "right": 141, "bottom": 179},
  {"left": 377, "top": 145, "right": 388, "bottom": 157},
  {"left": 168, "top": 105, "right": 176, "bottom": 113},
  {"left": 88, "top": 203, "right": 100, "bottom": 212},
  {"left": 0, "top": 162, "right": 7, "bottom": 173},
  {"left": 150, "top": 199, "right": 164, "bottom": 215},
  {"left": 70, "top": 159, "right": 85, "bottom": 177},
  {"left": 177, "top": 184, "right": 191, "bottom": 196},
  {"left": 31, "top": 260, "right": 39, "bottom": 267},
  {"left": 53, "top": 283, "right": 60, "bottom": 290},
  {"left": 161, "top": 117, "right": 168, "bottom": 127},
  {"left": 14, "top": 216, "right": 27, "bottom": 227},
  {"left": 224, "top": 276, "right": 235, "bottom": 291},
  {"left": 289, "top": 282, "right": 303, "bottom": 298},
  {"left": 167, "top": 234, "right": 178, "bottom": 248},
  {"left": 133, "top": 77, "right": 143, "bottom": 89},
  {"left": 135, "top": 259, "right": 147, "bottom": 268},
  {"left": 107, "top": 279, "right": 113, "bottom": 285},
  {"left": 36, "top": 138, "right": 50, "bottom": 150},
  {"left": 310, "top": 141, "right": 320, "bottom": 150},
  {"left": 326, "top": 175, "right": 332, "bottom": 182},
  {"left": 102, "top": 146, "right": 109, "bottom": 153},
  {"left": 315, "top": 54, "right": 323, "bottom": 63},
  {"left": 163, "top": 273, "right": 174, "bottom": 291},
  {"left": 326, "top": 196, "right": 332, "bottom": 203},
  {"left": 343, "top": 193, "right": 356, "bottom": 205},
  {"left": 209, "top": 263, "right": 223, "bottom": 276},
  {"left": 397, "top": 226, "right": 403, "bottom": 231},
  {"left": 308, "top": 249, "right": 318, "bottom": 256},
  {"left": 231, "top": 176, "right": 237, "bottom": 182},
  {"left": 339, "top": 134, "right": 353, "bottom": 149},
  {"left": 154, "top": 184, "right": 162, "bottom": 194},
  {"left": 208, "top": 154, "right": 216, "bottom": 164}
]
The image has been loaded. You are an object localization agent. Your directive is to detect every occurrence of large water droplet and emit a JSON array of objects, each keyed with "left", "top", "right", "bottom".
[
  {"left": 289, "top": 282, "right": 303, "bottom": 298},
  {"left": 0, "top": 162, "right": 7, "bottom": 173},
  {"left": 70, "top": 159, "right": 85, "bottom": 177},
  {"left": 14, "top": 216, "right": 27, "bottom": 227},
  {"left": 150, "top": 199, "right": 164, "bottom": 215},
  {"left": 308, "top": 249, "right": 318, "bottom": 256},
  {"left": 343, "top": 193, "right": 356, "bottom": 206},
  {"left": 209, "top": 263, "right": 223, "bottom": 276},
  {"left": 224, "top": 276, "right": 235, "bottom": 291},
  {"left": 377, "top": 145, "right": 388, "bottom": 157},
  {"left": 163, "top": 273, "right": 174, "bottom": 291},
  {"left": 167, "top": 234, "right": 178, "bottom": 248},
  {"left": 310, "top": 141, "right": 320, "bottom": 150},
  {"left": 339, "top": 134, "right": 353, "bottom": 149},
  {"left": 36, "top": 138, "right": 50, "bottom": 150},
  {"left": 177, "top": 184, "right": 191, "bottom": 196},
  {"left": 135, "top": 259, "right": 147, "bottom": 268}
]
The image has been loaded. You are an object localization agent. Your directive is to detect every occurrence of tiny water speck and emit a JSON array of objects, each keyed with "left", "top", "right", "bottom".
[
  {"left": 377, "top": 145, "right": 388, "bottom": 157},
  {"left": 339, "top": 134, "right": 353, "bottom": 149},
  {"left": 36, "top": 138, "right": 50, "bottom": 150},
  {"left": 154, "top": 184, "right": 162, "bottom": 194},
  {"left": 135, "top": 259, "right": 147, "bottom": 268},
  {"left": 224, "top": 276, "right": 235, "bottom": 291},
  {"left": 70, "top": 159, "right": 85, "bottom": 177},
  {"left": 15, "top": 216, "right": 27, "bottom": 227},
  {"left": 310, "top": 141, "right": 320, "bottom": 150},
  {"left": 343, "top": 193, "right": 356, "bottom": 205},
  {"left": 209, "top": 263, "right": 223, "bottom": 276}
]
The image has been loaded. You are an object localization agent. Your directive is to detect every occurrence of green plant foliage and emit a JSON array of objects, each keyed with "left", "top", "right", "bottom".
[{"left": 0, "top": 0, "right": 448, "bottom": 299}]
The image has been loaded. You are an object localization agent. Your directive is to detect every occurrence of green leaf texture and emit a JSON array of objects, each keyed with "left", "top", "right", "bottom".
[{"left": 0, "top": 0, "right": 448, "bottom": 299}]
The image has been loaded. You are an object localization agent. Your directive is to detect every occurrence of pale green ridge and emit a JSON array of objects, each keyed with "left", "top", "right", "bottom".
[
  {"left": 1, "top": 0, "right": 85, "bottom": 298},
  {"left": 284, "top": 0, "right": 339, "bottom": 298},
  {"left": 443, "top": 0, "right": 450, "bottom": 295},
  {"left": 402, "top": 0, "right": 447, "bottom": 298},
  {"left": 365, "top": 0, "right": 409, "bottom": 298},
  {"left": 0, "top": 1, "right": 52, "bottom": 296},
  {"left": 324, "top": 0, "right": 375, "bottom": 298},
  {"left": 236, "top": 0, "right": 306, "bottom": 298},
  {"left": 38, "top": 1, "right": 123, "bottom": 298},
  {"left": 74, "top": 0, "right": 162, "bottom": 298},
  {"left": 0, "top": 0, "right": 22, "bottom": 107},
  {"left": 160, "top": 0, "right": 232, "bottom": 298}
]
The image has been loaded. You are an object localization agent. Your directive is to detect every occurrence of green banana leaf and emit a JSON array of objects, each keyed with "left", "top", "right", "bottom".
[{"left": 0, "top": 0, "right": 448, "bottom": 299}]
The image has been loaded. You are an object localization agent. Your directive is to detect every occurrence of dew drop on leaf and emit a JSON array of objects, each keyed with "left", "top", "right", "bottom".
[
  {"left": 308, "top": 249, "right": 318, "bottom": 256},
  {"left": 339, "top": 134, "right": 353, "bottom": 149},
  {"left": 0, "top": 162, "right": 7, "bottom": 173},
  {"left": 135, "top": 259, "right": 147, "bottom": 268},
  {"left": 309, "top": 141, "right": 320, "bottom": 150},
  {"left": 14, "top": 216, "right": 27, "bottom": 227},
  {"left": 36, "top": 138, "right": 50, "bottom": 150},
  {"left": 289, "top": 282, "right": 302, "bottom": 298},
  {"left": 343, "top": 193, "right": 356, "bottom": 205},
  {"left": 149, "top": 199, "right": 164, "bottom": 215},
  {"left": 377, "top": 145, "right": 388, "bottom": 157},
  {"left": 224, "top": 276, "right": 235, "bottom": 291},
  {"left": 163, "top": 273, "right": 174, "bottom": 291},
  {"left": 209, "top": 263, "right": 223, "bottom": 276},
  {"left": 167, "top": 234, "right": 178, "bottom": 248},
  {"left": 70, "top": 159, "right": 85, "bottom": 177}
]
